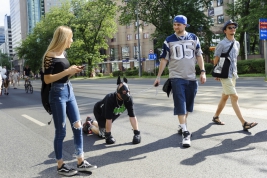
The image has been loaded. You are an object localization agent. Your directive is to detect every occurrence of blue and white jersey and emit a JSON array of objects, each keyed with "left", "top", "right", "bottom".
[{"left": 160, "top": 32, "right": 203, "bottom": 80}]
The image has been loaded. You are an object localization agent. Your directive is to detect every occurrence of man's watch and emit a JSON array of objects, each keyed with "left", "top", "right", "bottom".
[{"left": 200, "top": 70, "right": 206, "bottom": 73}]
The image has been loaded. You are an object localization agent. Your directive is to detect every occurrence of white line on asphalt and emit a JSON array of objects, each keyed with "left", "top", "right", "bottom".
[
  {"left": 22, "top": 114, "right": 46, "bottom": 126},
  {"left": 0, "top": 102, "right": 2, "bottom": 104}
]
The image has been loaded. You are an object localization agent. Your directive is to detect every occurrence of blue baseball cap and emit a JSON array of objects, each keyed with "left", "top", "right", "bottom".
[{"left": 173, "top": 15, "right": 190, "bottom": 27}]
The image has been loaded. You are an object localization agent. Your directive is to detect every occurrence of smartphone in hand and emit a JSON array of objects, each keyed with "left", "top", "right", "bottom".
[{"left": 79, "top": 65, "right": 85, "bottom": 69}]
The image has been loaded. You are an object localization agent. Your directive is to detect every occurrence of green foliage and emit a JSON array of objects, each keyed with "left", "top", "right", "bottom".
[
  {"left": 16, "top": 0, "right": 117, "bottom": 75},
  {"left": 112, "top": 70, "right": 124, "bottom": 77},
  {"left": 0, "top": 53, "right": 11, "bottom": 69},
  {"left": 98, "top": 73, "right": 104, "bottom": 77},
  {"left": 124, "top": 69, "right": 138, "bottom": 76},
  {"left": 226, "top": 0, "right": 267, "bottom": 59},
  {"left": 237, "top": 58, "right": 265, "bottom": 74},
  {"left": 236, "top": 60, "right": 251, "bottom": 74}
]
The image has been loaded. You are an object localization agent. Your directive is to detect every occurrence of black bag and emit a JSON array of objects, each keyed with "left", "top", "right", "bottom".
[
  {"left": 162, "top": 79, "right": 172, "bottom": 97},
  {"left": 41, "top": 80, "right": 52, "bottom": 115},
  {"left": 212, "top": 42, "right": 234, "bottom": 78}
]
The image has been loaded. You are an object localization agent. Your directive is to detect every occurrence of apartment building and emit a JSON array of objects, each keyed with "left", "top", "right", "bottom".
[{"left": 103, "top": 0, "right": 156, "bottom": 74}]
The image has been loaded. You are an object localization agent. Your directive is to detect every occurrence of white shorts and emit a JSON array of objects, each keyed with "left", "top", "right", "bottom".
[{"left": 220, "top": 77, "right": 237, "bottom": 95}]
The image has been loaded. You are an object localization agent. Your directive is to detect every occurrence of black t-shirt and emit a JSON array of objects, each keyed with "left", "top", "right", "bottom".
[
  {"left": 43, "top": 56, "right": 70, "bottom": 83},
  {"left": 95, "top": 92, "right": 135, "bottom": 120},
  {"left": 24, "top": 67, "right": 31, "bottom": 76}
]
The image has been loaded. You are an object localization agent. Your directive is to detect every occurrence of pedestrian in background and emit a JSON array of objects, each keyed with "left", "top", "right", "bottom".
[
  {"left": 153, "top": 15, "right": 206, "bottom": 148},
  {"left": 12, "top": 70, "right": 19, "bottom": 89},
  {"left": 42, "top": 26, "right": 97, "bottom": 176},
  {"left": 212, "top": 20, "right": 258, "bottom": 131},
  {"left": 0, "top": 67, "right": 2, "bottom": 96}
]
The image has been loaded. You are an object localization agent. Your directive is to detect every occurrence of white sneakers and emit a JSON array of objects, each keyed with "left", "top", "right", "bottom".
[{"left": 182, "top": 131, "right": 191, "bottom": 148}]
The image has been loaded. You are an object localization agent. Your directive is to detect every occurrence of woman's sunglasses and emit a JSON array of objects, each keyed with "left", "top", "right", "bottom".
[{"left": 227, "top": 26, "right": 237, "bottom": 30}]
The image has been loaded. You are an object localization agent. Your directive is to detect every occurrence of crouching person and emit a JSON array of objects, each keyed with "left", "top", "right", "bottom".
[{"left": 83, "top": 76, "right": 141, "bottom": 144}]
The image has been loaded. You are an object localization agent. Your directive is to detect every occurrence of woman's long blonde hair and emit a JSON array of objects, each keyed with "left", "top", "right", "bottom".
[{"left": 42, "top": 26, "right": 73, "bottom": 72}]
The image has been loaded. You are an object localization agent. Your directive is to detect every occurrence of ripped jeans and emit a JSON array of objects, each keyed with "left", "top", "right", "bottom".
[{"left": 49, "top": 81, "right": 83, "bottom": 160}]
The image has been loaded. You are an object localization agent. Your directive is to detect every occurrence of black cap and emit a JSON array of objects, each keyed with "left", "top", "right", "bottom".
[{"left": 222, "top": 20, "right": 238, "bottom": 31}]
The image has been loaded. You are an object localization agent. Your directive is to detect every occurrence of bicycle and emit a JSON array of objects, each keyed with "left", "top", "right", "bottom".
[{"left": 24, "top": 76, "right": 33, "bottom": 94}]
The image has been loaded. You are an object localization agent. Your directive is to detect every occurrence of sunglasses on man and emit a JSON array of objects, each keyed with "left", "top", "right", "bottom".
[{"left": 227, "top": 26, "right": 237, "bottom": 30}]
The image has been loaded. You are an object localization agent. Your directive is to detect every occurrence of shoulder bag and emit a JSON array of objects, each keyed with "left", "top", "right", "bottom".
[{"left": 212, "top": 42, "right": 234, "bottom": 78}]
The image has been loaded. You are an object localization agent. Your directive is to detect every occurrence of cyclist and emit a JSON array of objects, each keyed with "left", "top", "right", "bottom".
[{"left": 23, "top": 65, "right": 33, "bottom": 87}]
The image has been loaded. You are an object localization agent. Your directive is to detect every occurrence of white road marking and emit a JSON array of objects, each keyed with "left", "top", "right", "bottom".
[{"left": 22, "top": 114, "right": 46, "bottom": 126}]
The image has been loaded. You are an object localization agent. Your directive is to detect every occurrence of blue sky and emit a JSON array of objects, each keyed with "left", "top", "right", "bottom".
[{"left": 0, "top": 0, "right": 10, "bottom": 27}]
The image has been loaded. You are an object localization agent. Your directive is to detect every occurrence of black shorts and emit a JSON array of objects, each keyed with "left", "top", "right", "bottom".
[{"left": 93, "top": 104, "right": 106, "bottom": 128}]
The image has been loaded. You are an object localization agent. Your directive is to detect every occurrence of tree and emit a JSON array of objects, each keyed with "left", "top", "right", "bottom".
[
  {"left": 16, "top": 0, "right": 118, "bottom": 76},
  {"left": 69, "top": 0, "right": 118, "bottom": 75},
  {"left": 0, "top": 52, "right": 11, "bottom": 69},
  {"left": 119, "top": 0, "right": 214, "bottom": 62},
  {"left": 226, "top": 0, "right": 267, "bottom": 59}
]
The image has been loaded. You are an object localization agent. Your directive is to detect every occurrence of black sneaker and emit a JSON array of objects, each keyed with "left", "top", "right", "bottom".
[
  {"left": 182, "top": 131, "right": 191, "bottom": 148},
  {"left": 178, "top": 125, "right": 182, "bottom": 135},
  {"left": 57, "top": 163, "right": 78, "bottom": 176},
  {"left": 77, "top": 160, "right": 97, "bottom": 172}
]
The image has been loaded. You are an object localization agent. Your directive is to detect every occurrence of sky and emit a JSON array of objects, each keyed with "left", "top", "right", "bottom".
[{"left": 0, "top": 0, "right": 10, "bottom": 27}]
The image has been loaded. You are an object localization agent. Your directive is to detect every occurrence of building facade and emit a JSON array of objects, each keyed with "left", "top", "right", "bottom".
[{"left": 4, "top": 15, "right": 13, "bottom": 57}]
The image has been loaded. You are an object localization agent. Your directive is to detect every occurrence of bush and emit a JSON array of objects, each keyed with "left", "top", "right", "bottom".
[
  {"left": 112, "top": 70, "right": 123, "bottom": 77},
  {"left": 98, "top": 73, "right": 103, "bottom": 77},
  {"left": 250, "top": 59, "right": 265, "bottom": 73},
  {"left": 124, "top": 69, "right": 138, "bottom": 76},
  {"left": 109, "top": 73, "right": 113, "bottom": 77}
]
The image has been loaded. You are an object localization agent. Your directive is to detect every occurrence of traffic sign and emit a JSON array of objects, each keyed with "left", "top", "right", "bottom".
[
  {"left": 148, "top": 54, "right": 157, "bottom": 60},
  {"left": 259, "top": 18, "right": 267, "bottom": 40}
]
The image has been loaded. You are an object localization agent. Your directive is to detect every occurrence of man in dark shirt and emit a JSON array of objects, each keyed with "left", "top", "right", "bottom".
[{"left": 83, "top": 76, "right": 141, "bottom": 144}]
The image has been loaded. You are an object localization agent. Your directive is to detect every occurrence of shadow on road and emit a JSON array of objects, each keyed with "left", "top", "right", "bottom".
[{"left": 180, "top": 123, "right": 267, "bottom": 165}]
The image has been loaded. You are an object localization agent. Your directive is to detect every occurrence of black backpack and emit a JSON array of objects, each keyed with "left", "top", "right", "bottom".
[{"left": 41, "top": 78, "right": 52, "bottom": 115}]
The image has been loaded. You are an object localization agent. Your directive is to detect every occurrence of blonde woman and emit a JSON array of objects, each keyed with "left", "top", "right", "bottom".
[{"left": 43, "top": 26, "right": 97, "bottom": 176}]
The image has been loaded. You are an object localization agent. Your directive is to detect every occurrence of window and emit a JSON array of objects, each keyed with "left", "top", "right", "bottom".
[
  {"left": 127, "top": 34, "right": 132, "bottom": 41},
  {"left": 110, "top": 48, "right": 115, "bottom": 61},
  {"left": 135, "top": 34, "right": 140, "bottom": 40},
  {"left": 217, "top": 0, "right": 223, "bottom": 6},
  {"left": 208, "top": 7, "right": 214, "bottom": 17},
  {"left": 143, "top": 33, "right": 149, "bottom": 39},
  {"left": 111, "top": 38, "right": 116, "bottom": 42},
  {"left": 122, "top": 46, "right": 130, "bottom": 58},
  {"left": 217, "top": 15, "right": 224, "bottom": 24}
]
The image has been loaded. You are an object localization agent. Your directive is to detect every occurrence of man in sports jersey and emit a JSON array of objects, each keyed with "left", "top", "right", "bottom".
[
  {"left": 83, "top": 76, "right": 141, "bottom": 145},
  {"left": 153, "top": 15, "right": 206, "bottom": 148}
]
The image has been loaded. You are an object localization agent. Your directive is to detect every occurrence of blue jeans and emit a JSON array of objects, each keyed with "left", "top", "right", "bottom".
[
  {"left": 171, "top": 78, "right": 198, "bottom": 115},
  {"left": 49, "top": 82, "right": 83, "bottom": 160}
]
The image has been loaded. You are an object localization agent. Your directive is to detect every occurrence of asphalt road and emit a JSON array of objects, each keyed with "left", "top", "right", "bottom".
[{"left": 0, "top": 77, "right": 266, "bottom": 178}]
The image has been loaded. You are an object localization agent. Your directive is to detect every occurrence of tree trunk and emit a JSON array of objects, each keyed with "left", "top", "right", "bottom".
[{"left": 239, "top": 31, "right": 245, "bottom": 60}]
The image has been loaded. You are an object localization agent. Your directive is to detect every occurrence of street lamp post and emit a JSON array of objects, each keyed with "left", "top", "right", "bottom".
[{"left": 125, "top": 0, "right": 142, "bottom": 77}]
